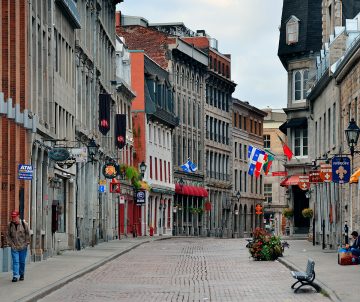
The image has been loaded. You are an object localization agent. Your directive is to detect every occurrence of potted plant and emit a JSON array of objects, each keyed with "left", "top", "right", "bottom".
[
  {"left": 302, "top": 208, "right": 313, "bottom": 218},
  {"left": 282, "top": 208, "right": 294, "bottom": 219}
]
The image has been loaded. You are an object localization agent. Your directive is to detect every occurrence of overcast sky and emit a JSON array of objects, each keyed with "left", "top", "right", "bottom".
[{"left": 117, "top": 0, "right": 287, "bottom": 109}]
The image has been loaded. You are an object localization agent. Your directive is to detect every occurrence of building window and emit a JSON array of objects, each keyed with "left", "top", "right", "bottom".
[
  {"left": 294, "top": 127, "right": 308, "bottom": 157},
  {"left": 234, "top": 142, "right": 237, "bottom": 158},
  {"left": 293, "top": 69, "right": 309, "bottom": 101},
  {"left": 150, "top": 156, "right": 153, "bottom": 179},
  {"left": 234, "top": 169, "right": 238, "bottom": 191},
  {"left": 286, "top": 16, "right": 299, "bottom": 45},
  {"left": 155, "top": 158, "right": 158, "bottom": 180},
  {"left": 168, "top": 162, "right": 171, "bottom": 183},
  {"left": 160, "top": 159, "right": 163, "bottom": 181},
  {"left": 263, "top": 135, "right": 271, "bottom": 149},
  {"left": 264, "top": 183, "right": 272, "bottom": 203}
]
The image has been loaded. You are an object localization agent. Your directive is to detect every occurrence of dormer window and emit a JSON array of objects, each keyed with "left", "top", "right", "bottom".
[{"left": 286, "top": 16, "right": 300, "bottom": 45}]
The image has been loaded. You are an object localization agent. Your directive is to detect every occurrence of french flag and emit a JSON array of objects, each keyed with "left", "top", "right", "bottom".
[{"left": 248, "top": 146, "right": 267, "bottom": 178}]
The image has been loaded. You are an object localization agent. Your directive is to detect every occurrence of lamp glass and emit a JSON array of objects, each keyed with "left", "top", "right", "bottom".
[
  {"left": 88, "top": 139, "right": 98, "bottom": 157},
  {"left": 140, "top": 161, "right": 147, "bottom": 174},
  {"left": 345, "top": 118, "right": 360, "bottom": 147},
  {"left": 236, "top": 190, "right": 241, "bottom": 200}
]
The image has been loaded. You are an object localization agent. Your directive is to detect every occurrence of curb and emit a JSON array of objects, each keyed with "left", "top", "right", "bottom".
[
  {"left": 277, "top": 257, "right": 342, "bottom": 302},
  {"left": 16, "top": 238, "right": 161, "bottom": 302}
]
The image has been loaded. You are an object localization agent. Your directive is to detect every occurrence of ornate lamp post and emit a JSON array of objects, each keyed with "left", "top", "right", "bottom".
[
  {"left": 87, "top": 139, "right": 98, "bottom": 163},
  {"left": 345, "top": 118, "right": 360, "bottom": 171},
  {"left": 139, "top": 161, "right": 147, "bottom": 179}
]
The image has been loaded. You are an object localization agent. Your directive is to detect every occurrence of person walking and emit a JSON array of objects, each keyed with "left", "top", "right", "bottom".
[{"left": 6, "top": 211, "right": 30, "bottom": 282}]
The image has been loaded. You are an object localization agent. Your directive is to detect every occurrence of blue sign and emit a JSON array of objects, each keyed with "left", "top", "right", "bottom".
[
  {"left": 332, "top": 156, "right": 350, "bottom": 184},
  {"left": 18, "top": 164, "right": 33, "bottom": 180},
  {"left": 99, "top": 185, "right": 106, "bottom": 193},
  {"left": 136, "top": 190, "right": 146, "bottom": 205}
]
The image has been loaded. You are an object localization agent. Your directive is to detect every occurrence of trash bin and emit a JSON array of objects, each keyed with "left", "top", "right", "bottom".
[{"left": 149, "top": 226, "right": 154, "bottom": 236}]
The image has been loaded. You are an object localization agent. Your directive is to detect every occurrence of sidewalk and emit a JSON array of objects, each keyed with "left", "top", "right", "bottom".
[
  {"left": 278, "top": 240, "right": 359, "bottom": 302},
  {"left": 0, "top": 237, "right": 167, "bottom": 302}
]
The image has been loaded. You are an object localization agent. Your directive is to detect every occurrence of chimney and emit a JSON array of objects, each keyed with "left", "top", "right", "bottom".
[{"left": 116, "top": 11, "right": 121, "bottom": 31}]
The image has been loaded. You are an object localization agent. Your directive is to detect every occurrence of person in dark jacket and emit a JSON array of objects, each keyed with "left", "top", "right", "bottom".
[
  {"left": 349, "top": 231, "right": 360, "bottom": 257},
  {"left": 6, "top": 211, "right": 30, "bottom": 282}
]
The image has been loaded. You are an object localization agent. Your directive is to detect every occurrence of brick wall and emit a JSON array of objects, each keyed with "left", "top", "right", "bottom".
[{"left": 0, "top": 0, "right": 30, "bottom": 241}]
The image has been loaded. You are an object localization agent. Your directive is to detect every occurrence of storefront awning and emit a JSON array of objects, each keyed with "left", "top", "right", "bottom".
[
  {"left": 175, "top": 184, "right": 208, "bottom": 197},
  {"left": 280, "top": 175, "right": 300, "bottom": 187},
  {"left": 279, "top": 117, "right": 307, "bottom": 134},
  {"left": 350, "top": 168, "right": 360, "bottom": 184}
]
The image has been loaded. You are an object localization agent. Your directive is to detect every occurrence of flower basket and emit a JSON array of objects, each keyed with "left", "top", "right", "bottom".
[
  {"left": 247, "top": 227, "right": 283, "bottom": 261},
  {"left": 282, "top": 208, "right": 294, "bottom": 219},
  {"left": 302, "top": 208, "right": 313, "bottom": 218}
]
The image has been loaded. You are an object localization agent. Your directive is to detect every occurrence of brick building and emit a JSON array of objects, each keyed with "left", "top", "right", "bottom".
[{"left": 0, "top": 1, "right": 34, "bottom": 267}]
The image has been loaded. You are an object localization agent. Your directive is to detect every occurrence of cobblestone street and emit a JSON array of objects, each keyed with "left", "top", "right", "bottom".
[{"left": 39, "top": 238, "right": 329, "bottom": 302}]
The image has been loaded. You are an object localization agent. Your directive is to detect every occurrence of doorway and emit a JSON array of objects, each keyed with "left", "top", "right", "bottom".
[{"left": 293, "top": 186, "right": 310, "bottom": 234}]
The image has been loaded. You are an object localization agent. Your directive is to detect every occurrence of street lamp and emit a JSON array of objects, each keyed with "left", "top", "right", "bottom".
[
  {"left": 235, "top": 190, "right": 241, "bottom": 203},
  {"left": 345, "top": 118, "right": 360, "bottom": 158},
  {"left": 87, "top": 139, "right": 98, "bottom": 162},
  {"left": 139, "top": 161, "right": 147, "bottom": 179}
]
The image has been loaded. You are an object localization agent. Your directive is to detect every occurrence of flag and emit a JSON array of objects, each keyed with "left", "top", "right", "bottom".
[
  {"left": 181, "top": 159, "right": 197, "bottom": 173},
  {"left": 263, "top": 151, "right": 274, "bottom": 175},
  {"left": 248, "top": 146, "right": 268, "bottom": 178},
  {"left": 277, "top": 134, "right": 293, "bottom": 160},
  {"left": 99, "top": 93, "right": 111, "bottom": 135},
  {"left": 188, "top": 160, "right": 197, "bottom": 172},
  {"left": 115, "top": 114, "right": 126, "bottom": 149},
  {"left": 181, "top": 161, "right": 191, "bottom": 173}
]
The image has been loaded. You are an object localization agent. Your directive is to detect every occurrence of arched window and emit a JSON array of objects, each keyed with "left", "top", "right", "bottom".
[
  {"left": 195, "top": 75, "right": 199, "bottom": 93},
  {"left": 186, "top": 70, "right": 190, "bottom": 89},
  {"left": 176, "top": 65, "right": 180, "bottom": 85},
  {"left": 191, "top": 72, "right": 194, "bottom": 91},
  {"left": 181, "top": 67, "right": 184, "bottom": 86},
  {"left": 293, "top": 69, "right": 309, "bottom": 101},
  {"left": 244, "top": 204, "right": 247, "bottom": 231}
]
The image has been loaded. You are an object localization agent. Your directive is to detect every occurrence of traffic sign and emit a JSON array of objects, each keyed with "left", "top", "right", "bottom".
[
  {"left": 298, "top": 175, "right": 310, "bottom": 191},
  {"left": 332, "top": 156, "right": 350, "bottom": 184},
  {"left": 98, "top": 185, "right": 106, "bottom": 193},
  {"left": 320, "top": 164, "right": 332, "bottom": 182}
]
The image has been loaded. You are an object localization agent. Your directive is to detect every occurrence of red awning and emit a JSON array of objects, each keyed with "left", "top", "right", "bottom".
[
  {"left": 175, "top": 184, "right": 208, "bottom": 197},
  {"left": 280, "top": 175, "right": 300, "bottom": 187}
]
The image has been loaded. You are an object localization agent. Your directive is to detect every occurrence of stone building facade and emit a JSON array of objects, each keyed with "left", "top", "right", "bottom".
[
  {"left": 232, "top": 98, "right": 266, "bottom": 237},
  {"left": 182, "top": 34, "right": 236, "bottom": 237},
  {"left": 116, "top": 16, "right": 209, "bottom": 237},
  {"left": 262, "top": 109, "right": 287, "bottom": 236},
  {"left": 1, "top": 0, "right": 124, "bottom": 270}
]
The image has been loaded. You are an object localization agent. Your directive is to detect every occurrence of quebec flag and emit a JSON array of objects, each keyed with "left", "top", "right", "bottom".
[
  {"left": 248, "top": 146, "right": 267, "bottom": 178},
  {"left": 181, "top": 160, "right": 197, "bottom": 173}
]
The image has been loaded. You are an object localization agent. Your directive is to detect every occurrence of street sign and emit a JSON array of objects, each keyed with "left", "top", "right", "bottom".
[
  {"left": 136, "top": 190, "right": 146, "bottom": 205},
  {"left": 18, "top": 164, "right": 33, "bottom": 180},
  {"left": 332, "top": 156, "right": 350, "bottom": 184},
  {"left": 98, "top": 185, "right": 106, "bottom": 193},
  {"left": 298, "top": 175, "right": 310, "bottom": 191},
  {"left": 99, "top": 180, "right": 106, "bottom": 185},
  {"left": 309, "top": 170, "right": 322, "bottom": 183},
  {"left": 71, "top": 147, "right": 88, "bottom": 162},
  {"left": 119, "top": 195, "right": 125, "bottom": 204},
  {"left": 320, "top": 164, "right": 332, "bottom": 182}
]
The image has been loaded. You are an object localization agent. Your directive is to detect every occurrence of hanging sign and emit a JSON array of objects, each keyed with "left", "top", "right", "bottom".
[
  {"left": 102, "top": 162, "right": 119, "bottom": 179},
  {"left": 309, "top": 170, "right": 322, "bottom": 183},
  {"left": 135, "top": 190, "right": 146, "bottom": 205},
  {"left": 332, "top": 156, "right": 350, "bottom": 184},
  {"left": 320, "top": 164, "right": 332, "bottom": 182},
  {"left": 49, "top": 148, "right": 70, "bottom": 162},
  {"left": 110, "top": 179, "right": 121, "bottom": 193},
  {"left": 119, "top": 195, "right": 125, "bottom": 204},
  {"left": 272, "top": 171, "right": 288, "bottom": 177},
  {"left": 18, "top": 164, "right": 33, "bottom": 180},
  {"left": 298, "top": 175, "right": 310, "bottom": 191},
  {"left": 71, "top": 147, "right": 88, "bottom": 162}
]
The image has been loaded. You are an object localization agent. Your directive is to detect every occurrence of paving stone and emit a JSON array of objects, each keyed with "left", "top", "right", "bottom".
[{"left": 39, "top": 238, "right": 329, "bottom": 302}]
